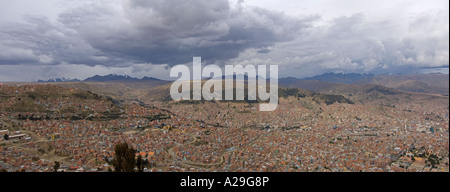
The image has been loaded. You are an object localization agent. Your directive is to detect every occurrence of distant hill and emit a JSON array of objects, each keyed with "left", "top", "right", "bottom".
[
  {"left": 278, "top": 88, "right": 354, "bottom": 105},
  {"left": 303, "top": 73, "right": 375, "bottom": 84},
  {"left": 46, "top": 74, "right": 170, "bottom": 103},
  {"left": 37, "top": 78, "right": 81, "bottom": 83},
  {"left": 135, "top": 79, "right": 355, "bottom": 106},
  {"left": 142, "top": 76, "right": 165, "bottom": 81},
  {"left": 206, "top": 74, "right": 264, "bottom": 80},
  {"left": 34, "top": 75, "right": 171, "bottom": 102},
  {"left": 37, "top": 74, "right": 168, "bottom": 83},
  {"left": 82, "top": 74, "right": 169, "bottom": 82},
  {"left": 281, "top": 73, "right": 449, "bottom": 95},
  {"left": 359, "top": 73, "right": 449, "bottom": 95},
  {"left": 279, "top": 79, "right": 345, "bottom": 92},
  {"left": 31, "top": 73, "right": 448, "bottom": 105},
  {"left": 84, "top": 74, "right": 140, "bottom": 82},
  {"left": 0, "top": 84, "right": 121, "bottom": 119}
]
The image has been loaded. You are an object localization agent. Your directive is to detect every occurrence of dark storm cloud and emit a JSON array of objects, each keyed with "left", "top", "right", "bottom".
[
  {"left": 237, "top": 11, "right": 448, "bottom": 78},
  {"left": 53, "top": 0, "right": 312, "bottom": 66},
  {"left": 0, "top": 14, "right": 130, "bottom": 66},
  {"left": 0, "top": 0, "right": 448, "bottom": 81}
]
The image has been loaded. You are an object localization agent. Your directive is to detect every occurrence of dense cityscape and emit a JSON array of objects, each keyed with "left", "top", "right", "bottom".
[
  {"left": 1, "top": 83, "right": 448, "bottom": 172},
  {"left": 0, "top": 0, "right": 448, "bottom": 175}
]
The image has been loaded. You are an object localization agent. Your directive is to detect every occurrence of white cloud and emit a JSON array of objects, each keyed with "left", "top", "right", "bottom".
[{"left": 0, "top": 0, "right": 448, "bottom": 81}]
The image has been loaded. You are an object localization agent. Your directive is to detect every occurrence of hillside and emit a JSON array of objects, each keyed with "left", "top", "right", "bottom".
[
  {"left": 359, "top": 73, "right": 449, "bottom": 95},
  {"left": 35, "top": 74, "right": 171, "bottom": 103},
  {"left": 0, "top": 84, "right": 122, "bottom": 119},
  {"left": 137, "top": 80, "right": 355, "bottom": 106},
  {"left": 303, "top": 73, "right": 374, "bottom": 84},
  {"left": 281, "top": 73, "right": 449, "bottom": 95}
]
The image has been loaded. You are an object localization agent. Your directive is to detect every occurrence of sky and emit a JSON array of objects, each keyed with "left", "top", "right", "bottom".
[{"left": 0, "top": 0, "right": 448, "bottom": 81}]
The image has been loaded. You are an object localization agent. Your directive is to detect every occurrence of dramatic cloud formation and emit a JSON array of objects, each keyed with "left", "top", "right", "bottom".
[
  {"left": 55, "top": 0, "right": 311, "bottom": 65},
  {"left": 0, "top": 0, "right": 448, "bottom": 81},
  {"left": 228, "top": 9, "right": 450, "bottom": 77}
]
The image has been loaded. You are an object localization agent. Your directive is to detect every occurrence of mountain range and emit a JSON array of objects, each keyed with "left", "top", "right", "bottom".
[
  {"left": 302, "top": 73, "right": 375, "bottom": 84},
  {"left": 38, "top": 74, "right": 164, "bottom": 83},
  {"left": 280, "top": 73, "right": 449, "bottom": 95},
  {"left": 37, "top": 78, "right": 81, "bottom": 83},
  {"left": 36, "top": 72, "right": 449, "bottom": 103}
]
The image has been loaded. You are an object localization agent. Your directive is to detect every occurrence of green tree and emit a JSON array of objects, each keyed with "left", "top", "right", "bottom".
[
  {"left": 113, "top": 142, "right": 136, "bottom": 172},
  {"left": 54, "top": 161, "right": 60, "bottom": 172},
  {"left": 428, "top": 157, "right": 438, "bottom": 168},
  {"left": 136, "top": 154, "right": 144, "bottom": 172}
]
